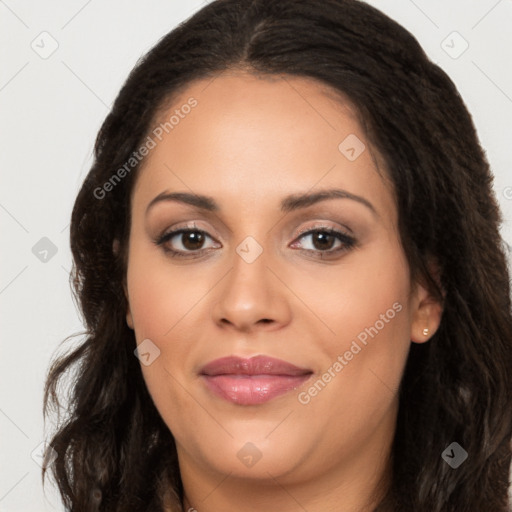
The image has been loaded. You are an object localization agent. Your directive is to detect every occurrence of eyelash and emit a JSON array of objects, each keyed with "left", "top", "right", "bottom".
[{"left": 154, "top": 225, "right": 356, "bottom": 259}]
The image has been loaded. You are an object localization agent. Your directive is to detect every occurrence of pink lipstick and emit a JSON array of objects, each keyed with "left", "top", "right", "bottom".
[{"left": 199, "top": 355, "right": 313, "bottom": 405}]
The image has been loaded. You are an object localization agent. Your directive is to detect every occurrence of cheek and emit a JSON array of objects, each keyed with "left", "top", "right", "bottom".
[
  {"left": 298, "top": 240, "right": 412, "bottom": 411},
  {"left": 291, "top": 236, "right": 411, "bottom": 356},
  {"left": 125, "top": 245, "right": 213, "bottom": 431},
  {"left": 126, "top": 244, "right": 209, "bottom": 339}
]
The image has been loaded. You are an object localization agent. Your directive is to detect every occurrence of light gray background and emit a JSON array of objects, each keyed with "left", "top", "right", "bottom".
[{"left": 1, "top": 1, "right": 511, "bottom": 510}]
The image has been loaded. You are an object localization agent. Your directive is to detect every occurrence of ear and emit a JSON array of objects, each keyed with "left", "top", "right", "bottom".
[
  {"left": 410, "top": 264, "right": 444, "bottom": 344},
  {"left": 126, "top": 303, "right": 134, "bottom": 330},
  {"left": 125, "top": 280, "right": 134, "bottom": 330},
  {"left": 113, "top": 238, "right": 134, "bottom": 330}
]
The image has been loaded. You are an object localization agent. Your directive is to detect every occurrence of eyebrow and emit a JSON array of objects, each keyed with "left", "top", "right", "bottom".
[{"left": 145, "top": 188, "right": 377, "bottom": 217}]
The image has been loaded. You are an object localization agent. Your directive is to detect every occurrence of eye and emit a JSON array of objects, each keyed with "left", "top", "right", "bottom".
[
  {"left": 155, "top": 227, "right": 220, "bottom": 258},
  {"left": 154, "top": 224, "right": 357, "bottom": 259},
  {"left": 290, "top": 227, "right": 356, "bottom": 258}
]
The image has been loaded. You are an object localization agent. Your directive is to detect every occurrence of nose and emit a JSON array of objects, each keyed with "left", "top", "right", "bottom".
[{"left": 211, "top": 242, "right": 292, "bottom": 333}]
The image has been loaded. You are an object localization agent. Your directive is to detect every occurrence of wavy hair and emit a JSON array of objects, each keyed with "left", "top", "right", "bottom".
[{"left": 43, "top": 0, "right": 512, "bottom": 510}]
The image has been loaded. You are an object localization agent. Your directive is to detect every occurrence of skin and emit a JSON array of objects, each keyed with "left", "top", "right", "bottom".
[{"left": 124, "top": 71, "right": 443, "bottom": 512}]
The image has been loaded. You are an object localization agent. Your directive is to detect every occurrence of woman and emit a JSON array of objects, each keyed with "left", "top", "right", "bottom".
[{"left": 43, "top": 0, "right": 512, "bottom": 510}]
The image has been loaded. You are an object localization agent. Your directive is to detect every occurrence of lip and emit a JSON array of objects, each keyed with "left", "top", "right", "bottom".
[{"left": 199, "top": 355, "right": 313, "bottom": 405}]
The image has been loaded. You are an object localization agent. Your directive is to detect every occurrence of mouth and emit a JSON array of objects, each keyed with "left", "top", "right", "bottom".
[{"left": 199, "top": 355, "right": 313, "bottom": 405}]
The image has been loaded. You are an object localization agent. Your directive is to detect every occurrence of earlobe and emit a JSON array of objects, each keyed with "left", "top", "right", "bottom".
[
  {"left": 123, "top": 281, "right": 134, "bottom": 330},
  {"left": 410, "top": 282, "right": 443, "bottom": 344}
]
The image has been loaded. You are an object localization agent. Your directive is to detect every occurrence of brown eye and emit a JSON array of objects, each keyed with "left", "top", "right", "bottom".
[
  {"left": 291, "top": 227, "right": 356, "bottom": 258},
  {"left": 179, "top": 231, "right": 206, "bottom": 251},
  {"left": 155, "top": 228, "right": 219, "bottom": 258},
  {"left": 309, "top": 231, "right": 337, "bottom": 251}
]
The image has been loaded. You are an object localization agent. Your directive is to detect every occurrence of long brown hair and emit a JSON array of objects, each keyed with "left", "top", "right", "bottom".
[{"left": 43, "top": 0, "right": 512, "bottom": 510}]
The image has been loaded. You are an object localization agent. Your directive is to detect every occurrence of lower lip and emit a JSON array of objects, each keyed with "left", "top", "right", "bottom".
[{"left": 201, "top": 374, "right": 312, "bottom": 405}]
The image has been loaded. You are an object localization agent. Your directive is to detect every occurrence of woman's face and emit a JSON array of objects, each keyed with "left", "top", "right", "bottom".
[{"left": 125, "top": 71, "right": 441, "bottom": 495}]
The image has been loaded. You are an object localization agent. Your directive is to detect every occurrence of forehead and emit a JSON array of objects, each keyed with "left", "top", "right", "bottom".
[{"left": 131, "top": 71, "right": 393, "bottom": 221}]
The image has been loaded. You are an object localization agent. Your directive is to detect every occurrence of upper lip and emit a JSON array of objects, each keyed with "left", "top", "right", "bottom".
[{"left": 200, "top": 355, "right": 312, "bottom": 377}]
